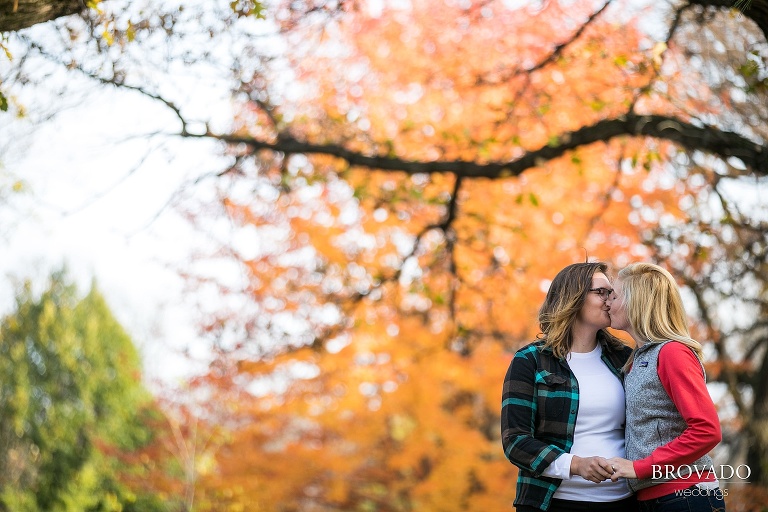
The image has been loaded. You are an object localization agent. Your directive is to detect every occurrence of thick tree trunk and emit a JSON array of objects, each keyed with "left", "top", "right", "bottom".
[
  {"left": 0, "top": 0, "right": 86, "bottom": 32},
  {"left": 747, "top": 345, "right": 768, "bottom": 485}
]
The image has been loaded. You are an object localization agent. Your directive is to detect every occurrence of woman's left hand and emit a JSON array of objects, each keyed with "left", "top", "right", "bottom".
[{"left": 607, "top": 457, "right": 636, "bottom": 481}]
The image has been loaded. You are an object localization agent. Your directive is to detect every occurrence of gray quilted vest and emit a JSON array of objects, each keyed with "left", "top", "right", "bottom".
[{"left": 624, "top": 341, "right": 714, "bottom": 492}]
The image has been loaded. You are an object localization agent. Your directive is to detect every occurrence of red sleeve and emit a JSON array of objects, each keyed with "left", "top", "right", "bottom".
[{"left": 633, "top": 342, "right": 722, "bottom": 480}]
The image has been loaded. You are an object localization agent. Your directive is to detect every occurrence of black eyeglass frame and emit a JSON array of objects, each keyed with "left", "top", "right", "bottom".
[{"left": 588, "top": 287, "right": 614, "bottom": 300}]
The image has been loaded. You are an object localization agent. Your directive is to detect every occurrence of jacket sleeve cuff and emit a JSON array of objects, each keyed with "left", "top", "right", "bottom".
[
  {"left": 541, "top": 452, "right": 574, "bottom": 480},
  {"left": 634, "top": 459, "right": 654, "bottom": 480},
  {"left": 531, "top": 445, "right": 566, "bottom": 476}
]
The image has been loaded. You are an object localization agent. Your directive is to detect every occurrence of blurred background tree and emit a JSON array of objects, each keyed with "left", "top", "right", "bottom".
[{"left": 0, "top": 272, "right": 172, "bottom": 511}]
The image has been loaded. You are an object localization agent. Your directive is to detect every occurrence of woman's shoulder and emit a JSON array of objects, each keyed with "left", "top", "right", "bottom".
[
  {"left": 514, "top": 339, "right": 545, "bottom": 355},
  {"left": 512, "top": 339, "right": 553, "bottom": 360},
  {"left": 658, "top": 340, "right": 699, "bottom": 359}
]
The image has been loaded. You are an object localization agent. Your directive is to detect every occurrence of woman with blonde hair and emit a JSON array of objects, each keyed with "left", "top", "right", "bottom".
[
  {"left": 606, "top": 262, "right": 725, "bottom": 512},
  {"left": 501, "top": 262, "right": 636, "bottom": 511}
]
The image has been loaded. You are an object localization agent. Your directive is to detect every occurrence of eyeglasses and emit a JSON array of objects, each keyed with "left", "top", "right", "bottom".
[{"left": 589, "top": 287, "right": 614, "bottom": 300}]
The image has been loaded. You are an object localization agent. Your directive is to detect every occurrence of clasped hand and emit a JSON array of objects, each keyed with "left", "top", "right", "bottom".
[{"left": 570, "top": 456, "right": 636, "bottom": 483}]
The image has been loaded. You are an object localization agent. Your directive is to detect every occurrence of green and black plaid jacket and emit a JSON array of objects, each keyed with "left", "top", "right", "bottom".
[{"left": 500, "top": 338, "right": 631, "bottom": 511}]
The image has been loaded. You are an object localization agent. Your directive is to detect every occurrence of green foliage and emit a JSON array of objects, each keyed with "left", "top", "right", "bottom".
[
  {"left": 229, "top": 0, "right": 266, "bottom": 18},
  {"left": 0, "top": 271, "right": 166, "bottom": 511},
  {"left": 1, "top": 34, "right": 10, "bottom": 60}
]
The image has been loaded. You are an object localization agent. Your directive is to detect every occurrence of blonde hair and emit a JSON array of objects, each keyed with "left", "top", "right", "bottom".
[
  {"left": 538, "top": 262, "right": 624, "bottom": 359},
  {"left": 617, "top": 262, "right": 703, "bottom": 371}
]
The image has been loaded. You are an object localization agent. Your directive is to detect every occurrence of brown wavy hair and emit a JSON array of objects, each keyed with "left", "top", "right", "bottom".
[{"left": 537, "top": 262, "right": 624, "bottom": 359}]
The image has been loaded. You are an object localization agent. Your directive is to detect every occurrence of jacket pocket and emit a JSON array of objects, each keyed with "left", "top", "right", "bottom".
[
  {"left": 535, "top": 371, "right": 567, "bottom": 420},
  {"left": 539, "top": 372, "right": 567, "bottom": 386}
]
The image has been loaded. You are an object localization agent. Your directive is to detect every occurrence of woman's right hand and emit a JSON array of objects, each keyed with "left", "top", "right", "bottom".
[
  {"left": 570, "top": 455, "right": 615, "bottom": 483},
  {"left": 606, "top": 457, "right": 636, "bottom": 481}
]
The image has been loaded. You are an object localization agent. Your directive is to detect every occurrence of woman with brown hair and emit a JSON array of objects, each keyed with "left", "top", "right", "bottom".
[{"left": 501, "top": 262, "right": 636, "bottom": 511}]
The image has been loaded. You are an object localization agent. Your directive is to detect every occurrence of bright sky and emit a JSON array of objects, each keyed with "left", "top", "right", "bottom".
[
  {"left": 0, "top": 0, "right": 287, "bottom": 389},
  {"left": 0, "top": 73, "right": 229, "bottom": 387}
]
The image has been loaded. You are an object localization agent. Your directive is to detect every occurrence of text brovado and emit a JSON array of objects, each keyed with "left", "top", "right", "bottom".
[{"left": 652, "top": 464, "right": 751, "bottom": 481}]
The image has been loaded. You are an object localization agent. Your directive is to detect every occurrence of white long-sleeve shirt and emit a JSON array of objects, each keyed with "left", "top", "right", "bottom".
[{"left": 542, "top": 344, "right": 631, "bottom": 501}]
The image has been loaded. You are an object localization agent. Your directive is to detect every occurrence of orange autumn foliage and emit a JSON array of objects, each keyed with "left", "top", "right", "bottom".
[{"left": 174, "top": 1, "right": 725, "bottom": 510}]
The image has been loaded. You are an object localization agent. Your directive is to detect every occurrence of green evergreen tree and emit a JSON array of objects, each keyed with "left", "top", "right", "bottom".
[{"left": 0, "top": 271, "right": 167, "bottom": 511}]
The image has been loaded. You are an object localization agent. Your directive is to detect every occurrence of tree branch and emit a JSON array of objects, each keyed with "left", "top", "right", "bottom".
[
  {"left": 194, "top": 113, "right": 768, "bottom": 178},
  {"left": 477, "top": 0, "right": 614, "bottom": 86},
  {"left": 0, "top": 0, "right": 87, "bottom": 32},
  {"left": 688, "top": 0, "right": 768, "bottom": 39}
]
